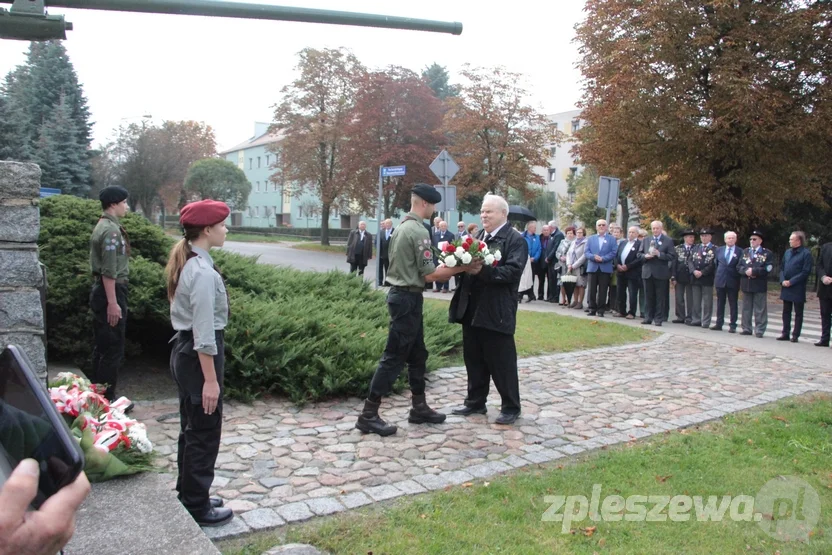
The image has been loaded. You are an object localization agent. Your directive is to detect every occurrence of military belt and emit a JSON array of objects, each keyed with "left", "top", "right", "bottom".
[
  {"left": 94, "top": 274, "right": 129, "bottom": 285},
  {"left": 391, "top": 286, "right": 424, "bottom": 294}
]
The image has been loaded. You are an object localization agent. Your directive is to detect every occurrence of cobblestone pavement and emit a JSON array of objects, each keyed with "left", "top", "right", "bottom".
[{"left": 132, "top": 334, "right": 832, "bottom": 540}]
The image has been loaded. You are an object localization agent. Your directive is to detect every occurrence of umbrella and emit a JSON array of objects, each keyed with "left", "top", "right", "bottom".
[{"left": 507, "top": 205, "right": 536, "bottom": 222}]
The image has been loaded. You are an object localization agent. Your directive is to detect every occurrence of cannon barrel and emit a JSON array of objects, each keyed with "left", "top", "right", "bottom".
[{"left": 47, "top": 0, "right": 463, "bottom": 34}]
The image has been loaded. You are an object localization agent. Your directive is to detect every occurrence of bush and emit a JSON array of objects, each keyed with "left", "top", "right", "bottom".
[{"left": 39, "top": 195, "right": 463, "bottom": 403}]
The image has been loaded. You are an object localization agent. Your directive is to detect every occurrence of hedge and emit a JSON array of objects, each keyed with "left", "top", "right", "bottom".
[{"left": 38, "top": 196, "right": 462, "bottom": 403}]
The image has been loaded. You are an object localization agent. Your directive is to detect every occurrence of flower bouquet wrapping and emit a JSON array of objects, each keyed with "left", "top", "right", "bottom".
[
  {"left": 49, "top": 373, "right": 154, "bottom": 482},
  {"left": 435, "top": 235, "right": 502, "bottom": 268}
]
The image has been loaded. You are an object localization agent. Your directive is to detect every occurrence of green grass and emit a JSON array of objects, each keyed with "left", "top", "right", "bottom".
[
  {"left": 427, "top": 298, "right": 655, "bottom": 367},
  {"left": 226, "top": 232, "right": 313, "bottom": 243},
  {"left": 219, "top": 394, "right": 832, "bottom": 555},
  {"left": 292, "top": 243, "right": 349, "bottom": 254}
]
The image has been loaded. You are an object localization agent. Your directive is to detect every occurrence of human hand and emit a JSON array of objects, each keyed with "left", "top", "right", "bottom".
[
  {"left": 782, "top": 280, "right": 791, "bottom": 288},
  {"left": 694, "top": 270, "right": 702, "bottom": 278},
  {"left": 202, "top": 380, "right": 220, "bottom": 415},
  {"left": 106, "top": 302, "right": 122, "bottom": 327},
  {"left": 594, "top": 255, "right": 602, "bottom": 262},
  {"left": 823, "top": 275, "right": 832, "bottom": 285},
  {"left": 745, "top": 268, "right": 753, "bottom": 277},
  {"left": 0, "top": 459, "right": 91, "bottom": 555}
]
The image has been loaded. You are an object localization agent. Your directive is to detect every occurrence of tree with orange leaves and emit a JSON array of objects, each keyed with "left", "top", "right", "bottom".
[{"left": 575, "top": 0, "right": 832, "bottom": 231}]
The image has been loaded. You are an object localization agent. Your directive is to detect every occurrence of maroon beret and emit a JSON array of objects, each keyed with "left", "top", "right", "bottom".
[{"left": 179, "top": 200, "right": 230, "bottom": 228}]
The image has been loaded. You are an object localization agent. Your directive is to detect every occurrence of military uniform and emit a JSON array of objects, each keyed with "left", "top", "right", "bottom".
[
  {"left": 738, "top": 231, "right": 773, "bottom": 337},
  {"left": 690, "top": 231, "right": 717, "bottom": 327},
  {"left": 357, "top": 185, "right": 447, "bottom": 436},
  {"left": 89, "top": 203, "right": 130, "bottom": 401},
  {"left": 671, "top": 231, "right": 696, "bottom": 324}
]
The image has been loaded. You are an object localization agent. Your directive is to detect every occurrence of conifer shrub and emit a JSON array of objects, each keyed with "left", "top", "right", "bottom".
[{"left": 38, "top": 195, "right": 462, "bottom": 402}]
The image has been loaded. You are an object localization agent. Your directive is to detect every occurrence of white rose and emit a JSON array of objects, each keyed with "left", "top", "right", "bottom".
[
  {"left": 460, "top": 252, "right": 473, "bottom": 264},
  {"left": 455, "top": 247, "right": 465, "bottom": 257},
  {"left": 484, "top": 254, "right": 495, "bottom": 265},
  {"left": 445, "top": 256, "right": 458, "bottom": 268},
  {"left": 494, "top": 250, "right": 502, "bottom": 261}
]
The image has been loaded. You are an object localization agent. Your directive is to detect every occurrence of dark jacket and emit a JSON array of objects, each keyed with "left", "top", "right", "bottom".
[
  {"left": 346, "top": 229, "right": 373, "bottom": 264},
  {"left": 544, "top": 229, "right": 565, "bottom": 267},
  {"left": 449, "top": 224, "right": 528, "bottom": 335},
  {"left": 379, "top": 227, "right": 394, "bottom": 260},
  {"left": 671, "top": 243, "right": 696, "bottom": 284},
  {"left": 616, "top": 239, "right": 643, "bottom": 279},
  {"left": 638, "top": 234, "right": 675, "bottom": 280},
  {"left": 818, "top": 242, "right": 832, "bottom": 300},
  {"left": 433, "top": 230, "right": 455, "bottom": 247},
  {"left": 779, "top": 247, "right": 813, "bottom": 303},
  {"left": 738, "top": 246, "right": 773, "bottom": 294},
  {"left": 714, "top": 245, "right": 742, "bottom": 289},
  {"left": 691, "top": 243, "right": 717, "bottom": 287}
]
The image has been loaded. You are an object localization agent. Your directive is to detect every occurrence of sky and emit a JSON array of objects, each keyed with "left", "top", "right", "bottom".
[{"left": 0, "top": 0, "right": 587, "bottom": 152}]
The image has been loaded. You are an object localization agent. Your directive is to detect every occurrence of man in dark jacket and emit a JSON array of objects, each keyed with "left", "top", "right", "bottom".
[
  {"left": 638, "top": 220, "right": 675, "bottom": 326},
  {"left": 544, "top": 223, "right": 565, "bottom": 302},
  {"left": 711, "top": 231, "right": 742, "bottom": 333},
  {"left": 816, "top": 241, "right": 832, "bottom": 347},
  {"left": 738, "top": 229, "right": 773, "bottom": 337},
  {"left": 777, "top": 231, "right": 813, "bottom": 342},
  {"left": 346, "top": 221, "right": 373, "bottom": 276},
  {"left": 671, "top": 230, "right": 696, "bottom": 324},
  {"left": 379, "top": 219, "right": 394, "bottom": 283},
  {"left": 449, "top": 194, "right": 528, "bottom": 425},
  {"left": 615, "top": 226, "right": 642, "bottom": 318},
  {"left": 690, "top": 229, "right": 717, "bottom": 327}
]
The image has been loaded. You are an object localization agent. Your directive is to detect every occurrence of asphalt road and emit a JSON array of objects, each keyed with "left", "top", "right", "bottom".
[{"left": 221, "top": 240, "right": 378, "bottom": 280}]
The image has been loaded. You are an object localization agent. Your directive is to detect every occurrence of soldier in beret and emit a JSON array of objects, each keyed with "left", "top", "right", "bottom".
[
  {"left": 89, "top": 186, "right": 131, "bottom": 405},
  {"left": 690, "top": 229, "right": 717, "bottom": 327},
  {"left": 356, "top": 184, "right": 478, "bottom": 436},
  {"left": 671, "top": 229, "right": 696, "bottom": 324},
  {"left": 165, "top": 199, "right": 233, "bottom": 527},
  {"left": 738, "top": 230, "right": 774, "bottom": 337}
]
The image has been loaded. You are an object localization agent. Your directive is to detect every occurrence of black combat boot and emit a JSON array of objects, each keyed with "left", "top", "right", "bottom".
[
  {"left": 408, "top": 394, "right": 447, "bottom": 424},
  {"left": 355, "top": 399, "right": 397, "bottom": 436}
]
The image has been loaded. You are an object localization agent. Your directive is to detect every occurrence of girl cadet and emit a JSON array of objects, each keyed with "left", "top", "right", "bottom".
[{"left": 164, "top": 199, "right": 233, "bottom": 527}]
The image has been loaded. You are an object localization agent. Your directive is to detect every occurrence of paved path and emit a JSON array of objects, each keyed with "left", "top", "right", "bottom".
[{"left": 133, "top": 334, "right": 832, "bottom": 540}]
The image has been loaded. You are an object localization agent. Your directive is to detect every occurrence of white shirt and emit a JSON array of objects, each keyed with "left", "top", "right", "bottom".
[
  {"left": 621, "top": 240, "right": 635, "bottom": 264},
  {"left": 483, "top": 221, "right": 508, "bottom": 241}
]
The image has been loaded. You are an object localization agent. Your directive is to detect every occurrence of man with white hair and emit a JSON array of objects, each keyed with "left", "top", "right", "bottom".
[
  {"left": 711, "top": 231, "right": 742, "bottom": 332},
  {"left": 637, "top": 220, "right": 675, "bottom": 326},
  {"left": 346, "top": 221, "right": 372, "bottom": 276},
  {"left": 450, "top": 193, "right": 527, "bottom": 425}
]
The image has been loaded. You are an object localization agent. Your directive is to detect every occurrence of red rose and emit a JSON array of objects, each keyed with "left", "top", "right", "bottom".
[
  {"left": 444, "top": 244, "right": 456, "bottom": 253},
  {"left": 464, "top": 236, "right": 473, "bottom": 245},
  {"left": 479, "top": 241, "right": 487, "bottom": 251},
  {"left": 492, "top": 259, "right": 498, "bottom": 266}
]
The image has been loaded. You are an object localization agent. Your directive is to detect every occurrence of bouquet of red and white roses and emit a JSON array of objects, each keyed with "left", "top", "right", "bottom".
[
  {"left": 49, "top": 373, "right": 154, "bottom": 482},
  {"left": 435, "top": 235, "right": 502, "bottom": 268}
]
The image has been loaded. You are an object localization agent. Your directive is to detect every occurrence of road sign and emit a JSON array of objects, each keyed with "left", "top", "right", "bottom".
[
  {"left": 597, "top": 176, "right": 620, "bottom": 223},
  {"left": 433, "top": 185, "right": 457, "bottom": 212},
  {"left": 381, "top": 165, "right": 406, "bottom": 177},
  {"left": 429, "top": 150, "right": 459, "bottom": 183},
  {"left": 39, "top": 187, "right": 61, "bottom": 198}
]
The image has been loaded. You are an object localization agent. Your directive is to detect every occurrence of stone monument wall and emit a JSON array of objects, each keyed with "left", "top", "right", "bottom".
[{"left": 0, "top": 161, "right": 47, "bottom": 381}]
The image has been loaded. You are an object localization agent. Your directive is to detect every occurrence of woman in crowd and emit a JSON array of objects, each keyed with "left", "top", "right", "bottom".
[
  {"left": 467, "top": 222, "right": 479, "bottom": 237},
  {"left": 565, "top": 227, "right": 588, "bottom": 309},
  {"left": 777, "top": 231, "right": 813, "bottom": 343},
  {"left": 556, "top": 226, "right": 576, "bottom": 306},
  {"left": 164, "top": 199, "right": 233, "bottom": 527}
]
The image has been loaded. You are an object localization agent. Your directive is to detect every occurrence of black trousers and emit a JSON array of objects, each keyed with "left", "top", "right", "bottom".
[
  {"left": 349, "top": 256, "right": 367, "bottom": 276},
  {"left": 171, "top": 329, "right": 224, "bottom": 517},
  {"left": 715, "top": 287, "right": 739, "bottom": 329},
  {"left": 462, "top": 325, "right": 521, "bottom": 414},
  {"left": 644, "top": 277, "right": 669, "bottom": 323},
  {"left": 781, "top": 301, "right": 805, "bottom": 339},
  {"left": 535, "top": 262, "right": 548, "bottom": 300},
  {"left": 546, "top": 265, "right": 559, "bottom": 300},
  {"left": 617, "top": 274, "right": 639, "bottom": 316},
  {"left": 381, "top": 257, "right": 389, "bottom": 282},
  {"left": 90, "top": 281, "right": 128, "bottom": 401},
  {"left": 368, "top": 289, "right": 428, "bottom": 401},
  {"left": 587, "top": 271, "right": 611, "bottom": 313},
  {"left": 820, "top": 297, "right": 832, "bottom": 344}
]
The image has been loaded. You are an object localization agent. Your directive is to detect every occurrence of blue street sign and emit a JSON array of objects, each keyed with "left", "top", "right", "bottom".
[
  {"left": 39, "top": 187, "right": 61, "bottom": 198},
  {"left": 381, "top": 165, "right": 406, "bottom": 177}
]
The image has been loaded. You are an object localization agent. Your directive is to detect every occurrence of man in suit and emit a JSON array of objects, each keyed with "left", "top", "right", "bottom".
[
  {"left": 543, "top": 223, "right": 565, "bottom": 302},
  {"left": 738, "top": 229, "right": 774, "bottom": 337},
  {"left": 817, "top": 241, "right": 832, "bottom": 347},
  {"left": 450, "top": 193, "right": 527, "bottom": 425},
  {"left": 456, "top": 221, "right": 468, "bottom": 239},
  {"left": 711, "top": 231, "right": 742, "bottom": 333},
  {"left": 615, "top": 226, "right": 643, "bottom": 319},
  {"left": 585, "top": 219, "right": 618, "bottom": 317},
  {"left": 671, "top": 230, "right": 696, "bottom": 324},
  {"left": 379, "top": 219, "right": 394, "bottom": 284},
  {"left": 638, "top": 220, "right": 675, "bottom": 326},
  {"left": 433, "top": 221, "right": 456, "bottom": 293},
  {"left": 432, "top": 216, "right": 442, "bottom": 236},
  {"left": 691, "top": 229, "right": 717, "bottom": 327},
  {"left": 346, "top": 221, "right": 373, "bottom": 276}
]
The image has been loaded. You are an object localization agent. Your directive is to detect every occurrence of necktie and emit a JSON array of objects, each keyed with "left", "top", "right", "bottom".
[
  {"left": 484, "top": 233, "right": 491, "bottom": 242},
  {"left": 725, "top": 248, "right": 731, "bottom": 262}
]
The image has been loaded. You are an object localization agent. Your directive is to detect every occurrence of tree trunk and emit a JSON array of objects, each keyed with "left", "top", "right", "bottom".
[
  {"left": 620, "top": 192, "right": 630, "bottom": 228},
  {"left": 320, "top": 203, "right": 330, "bottom": 245}
]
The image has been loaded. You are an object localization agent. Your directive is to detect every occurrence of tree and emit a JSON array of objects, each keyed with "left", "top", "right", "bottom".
[
  {"left": 442, "top": 65, "right": 552, "bottom": 214},
  {"left": 559, "top": 167, "right": 617, "bottom": 227},
  {"left": 183, "top": 158, "right": 250, "bottom": 211},
  {"left": 422, "top": 63, "right": 458, "bottom": 100},
  {"left": 575, "top": 0, "right": 832, "bottom": 231},
  {"left": 0, "top": 93, "right": 27, "bottom": 161},
  {"left": 88, "top": 143, "right": 119, "bottom": 198},
  {"left": 34, "top": 92, "right": 89, "bottom": 195},
  {"left": 342, "top": 66, "right": 444, "bottom": 218},
  {"left": 271, "top": 47, "right": 365, "bottom": 245}
]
